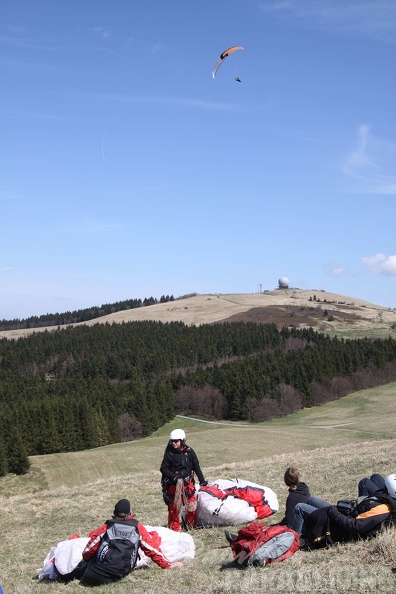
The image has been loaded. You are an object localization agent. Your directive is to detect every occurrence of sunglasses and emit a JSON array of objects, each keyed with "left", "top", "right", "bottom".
[{"left": 171, "top": 439, "right": 181, "bottom": 443}]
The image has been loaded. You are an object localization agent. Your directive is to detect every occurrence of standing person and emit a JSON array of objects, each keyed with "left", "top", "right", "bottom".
[
  {"left": 279, "top": 467, "right": 311, "bottom": 527},
  {"left": 80, "top": 498, "right": 182, "bottom": 586},
  {"left": 160, "top": 429, "right": 208, "bottom": 532}
]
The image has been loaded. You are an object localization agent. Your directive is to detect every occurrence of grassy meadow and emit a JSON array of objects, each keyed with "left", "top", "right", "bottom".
[{"left": 1, "top": 382, "right": 396, "bottom": 593}]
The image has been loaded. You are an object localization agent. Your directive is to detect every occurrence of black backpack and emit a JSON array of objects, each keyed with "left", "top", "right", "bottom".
[
  {"left": 337, "top": 493, "right": 396, "bottom": 519},
  {"left": 96, "top": 519, "right": 140, "bottom": 578}
]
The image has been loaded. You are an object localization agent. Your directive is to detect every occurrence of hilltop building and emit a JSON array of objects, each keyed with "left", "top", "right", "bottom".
[{"left": 278, "top": 276, "right": 289, "bottom": 289}]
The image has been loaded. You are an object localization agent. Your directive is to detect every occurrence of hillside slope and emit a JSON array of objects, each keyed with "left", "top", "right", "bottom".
[
  {"left": 1, "top": 289, "right": 395, "bottom": 340},
  {"left": 2, "top": 381, "right": 396, "bottom": 593}
]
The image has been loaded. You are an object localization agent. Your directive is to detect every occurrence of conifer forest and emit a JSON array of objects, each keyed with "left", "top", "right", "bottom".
[{"left": 1, "top": 319, "right": 396, "bottom": 476}]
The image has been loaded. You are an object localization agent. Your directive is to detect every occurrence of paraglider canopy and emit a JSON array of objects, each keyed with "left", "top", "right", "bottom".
[{"left": 212, "top": 46, "right": 244, "bottom": 79}]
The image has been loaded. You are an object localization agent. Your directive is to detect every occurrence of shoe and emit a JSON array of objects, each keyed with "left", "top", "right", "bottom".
[
  {"left": 299, "top": 537, "right": 312, "bottom": 550},
  {"left": 224, "top": 530, "right": 237, "bottom": 544}
]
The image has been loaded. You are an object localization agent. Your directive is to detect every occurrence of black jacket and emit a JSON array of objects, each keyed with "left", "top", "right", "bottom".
[
  {"left": 280, "top": 482, "right": 311, "bottom": 526},
  {"left": 160, "top": 444, "right": 205, "bottom": 485},
  {"left": 305, "top": 497, "right": 395, "bottom": 545}
]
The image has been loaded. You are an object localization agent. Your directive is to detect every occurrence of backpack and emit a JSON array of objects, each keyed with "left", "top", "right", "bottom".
[
  {"left": 231, "top": 522, "right": 299, "bottom": 567},
  {"left": 96, "top": 519, "right": 140, "bottom": 578},
  {"left": 337, "top": 493, "right": 396, "bottom": 519}
]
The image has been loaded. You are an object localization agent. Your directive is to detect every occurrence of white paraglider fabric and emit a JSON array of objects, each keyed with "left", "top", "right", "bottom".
[
  {"left": 36, "top": 537, "right": 89, "bottom": 581},
  {"left": 196, "top": 478, "right": 279, "bottom": 527},
  {"left": 136, "top": 526, "right": 195, "bottom": 568},
  {"left": 37, "top": 526, "right": 195, "bottom": 579}
]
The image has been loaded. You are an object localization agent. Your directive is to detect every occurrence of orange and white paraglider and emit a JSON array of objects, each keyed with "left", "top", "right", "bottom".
[{"left": 212, "top": 46, "right": 244, "bottom": 79}]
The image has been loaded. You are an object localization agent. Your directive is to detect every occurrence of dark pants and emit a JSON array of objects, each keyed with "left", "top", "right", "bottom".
[
  {"left": 358, "top": 473, "right": 385, "bottom": 497},
  {"left": 80, "top": 561, "right": 126, "bottom": 587},
  {"left": 54, "top": 560, "right": 87, "bottom": 583}
]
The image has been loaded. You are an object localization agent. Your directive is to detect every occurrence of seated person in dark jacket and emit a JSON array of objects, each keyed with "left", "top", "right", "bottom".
[
  {"left": 279, "top": 467, "right": 311, "bottom": 526},
  {"left": 278, "top": 467, "right": 331, "bottom": 535}
]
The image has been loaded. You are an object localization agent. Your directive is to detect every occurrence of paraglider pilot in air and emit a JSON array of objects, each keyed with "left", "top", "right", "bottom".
[{"left": 160, "top": 429, "right": 208, "bottom": 532}]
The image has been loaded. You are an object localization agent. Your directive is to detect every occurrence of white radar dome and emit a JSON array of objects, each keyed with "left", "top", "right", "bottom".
[{"left": 278, "top": 276, "right": 289, "bottom": 288}]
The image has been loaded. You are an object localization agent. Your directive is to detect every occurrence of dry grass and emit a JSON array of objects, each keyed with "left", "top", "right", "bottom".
[
  {"left": 1, "top": 289, "right": 396, "bottom": 340},
  {"left": 1, "top": 442, "right": 396, "bottom": 593},
  {"left": 2, "top": 383, "right": 396, "bottom": 593},
  {"left": 368, "top": 529, "right": 396, "bottom": 567}
]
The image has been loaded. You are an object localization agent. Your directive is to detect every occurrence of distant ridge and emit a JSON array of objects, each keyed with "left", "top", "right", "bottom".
[{"left": 1, "top": 289, "right": 395, "bottom": 340}]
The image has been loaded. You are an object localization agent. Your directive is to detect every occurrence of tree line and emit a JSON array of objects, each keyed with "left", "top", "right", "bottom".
[
  {"left": 1, "top": 320, "right": 396, "bottom": 476},
  {"left": 0, "top": 294, "right": 175, "bottom": 331}
]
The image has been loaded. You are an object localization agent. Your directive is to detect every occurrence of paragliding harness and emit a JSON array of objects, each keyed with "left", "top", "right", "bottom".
[
  {"left": 96, "top": 519, "right": 140, "bottom": 577},
  {"left": 161, "top": 475, "right": 197, "bottom": 531},
  {"left": 306, "top": 493, "right": 396, "bottom": 550},
  {"left": 161, "top": 473, "right": 196, "bottom": 506},
  {"left": 304, "top": 514, "right": 334, "bottom": 550},
  {"left": 337, "top": 493, "right": 396, "bottom": 519},
  {"left": 230, "top": 522, "right": 299, "bottom": 568}
]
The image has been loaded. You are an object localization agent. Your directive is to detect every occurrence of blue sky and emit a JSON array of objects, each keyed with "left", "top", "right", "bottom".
[{"left": 1, "top": 0, "right": 396, "bottom": 319}]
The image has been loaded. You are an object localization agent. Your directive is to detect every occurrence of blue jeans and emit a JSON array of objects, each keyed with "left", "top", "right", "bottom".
[{"left": 289, "top": 496, "right": 331, "bottom": 535}]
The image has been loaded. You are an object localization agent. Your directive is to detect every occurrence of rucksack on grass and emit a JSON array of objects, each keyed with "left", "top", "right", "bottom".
[
  {"left": 337, "top": 493, "right": 396, "bottom": 519},
  {"left": 97, "top": 519, "right": 140, "bottom": 577},
  {"left": 231, "top": 522, "right": 299, "bottom": 567}
]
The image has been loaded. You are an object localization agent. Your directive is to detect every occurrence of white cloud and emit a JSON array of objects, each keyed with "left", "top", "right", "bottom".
[
  {"left": 361, "top": 253, "right": 396, "bottom": 275},
  {"left": 347, "top": 125, "right": 373, "bottom": 168},
  {"left": 342, "top": 126, "right": 396, "bottom": 194},
  {"left": 326, "top": 262, "right": 349, "bottom": 276},
  {"left": 259, "top": 0, "right": 396, "bottom": 44},
  {"left": 78, "top": 90, "right": 269, "bottom": 113},
  {"left": 151, "top": 43, "right": 166, "bottom": 54},
  {"left": 93, "top": 26, "right": 112, "bottom": 39}
]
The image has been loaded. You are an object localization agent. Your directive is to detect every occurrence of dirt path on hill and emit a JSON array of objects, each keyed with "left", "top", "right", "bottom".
[{"left": 177, "top": 411, "right": 396, "bottom": 435}]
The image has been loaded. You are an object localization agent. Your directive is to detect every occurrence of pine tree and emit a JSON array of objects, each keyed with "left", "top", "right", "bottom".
[
  {"left": 0, "top": 426, "right": 8, "bottom": 476},
  {"left": 6, "top": 425, "right": 30, "bottom": 474}
]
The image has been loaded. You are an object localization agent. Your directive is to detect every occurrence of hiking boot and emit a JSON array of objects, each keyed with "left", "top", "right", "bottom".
[
  {"left": 224, "top": 530, "right": 237, "bottom": 544},
  {"left": 299, "top": 537, "right": 312, "bottom": 550}
]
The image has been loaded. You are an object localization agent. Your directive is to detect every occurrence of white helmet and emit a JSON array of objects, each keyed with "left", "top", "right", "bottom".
[
  {"left": 385, "top": 474, "right": 396, "bottom": 498},
  {"left": 169, "top": 429, "right": 185, "bottom": 441}
]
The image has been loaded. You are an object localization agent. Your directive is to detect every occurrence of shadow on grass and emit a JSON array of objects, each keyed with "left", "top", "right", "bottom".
[{"left": 219, "top": 560, "right": 244, "bottom": 571}]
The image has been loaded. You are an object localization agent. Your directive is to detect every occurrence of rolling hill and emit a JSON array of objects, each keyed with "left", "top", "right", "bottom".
[{"left": 1, "top": 289, "right": 396, "bottom": 340}]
